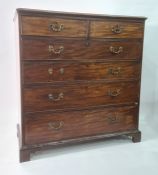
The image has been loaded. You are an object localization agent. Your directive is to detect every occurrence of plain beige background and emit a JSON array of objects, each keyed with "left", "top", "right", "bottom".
[{"left": 0, "top": 0, "right": 158, "bottom": 174}]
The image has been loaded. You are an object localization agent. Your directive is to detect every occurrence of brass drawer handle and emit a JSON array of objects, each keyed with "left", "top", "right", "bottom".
[
  {"left": 48, "top": 92, "right": 64, "bottom": 101},
  {"left": 112, "top": 24, "right": 122, "bottom": 34},
  {"left": 48, "top": 121, "right": 64, "bottom": 130},
  {"left": 109, "top": 67, "right": 121, "bottom": 76},
  {"left": 109, "top": 46, "right": 123, "bottom": 54},
  {"left": 108, "top": 89, "right": 121, "bottom": 97},
  {"left": 107, "top": 114, "right": 120, "bottom": 124},
  {"left": 49, "top": 22, "right": 64, "bottom": 32},
  {"left": 48, "top": 67, "right": 53, "bottom": 75},
  {"left": 48, "top": 45, "right": 64, "bottom": 55}
]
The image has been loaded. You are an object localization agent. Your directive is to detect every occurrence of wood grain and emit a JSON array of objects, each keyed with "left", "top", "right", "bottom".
[
  {"left": 21, "top": 16, "right": 87, "bottom": 37},
  {"left": 23, "top": 81, "right": 139, "bottom": 112},
  {"left": 21, "top": 38, "right": 142, "bottom": 60},
  {"left": 90, "top": 20, "right": 144, "bottom": 38},
  {"left": 23, "top": 61, "right": 141, "bottom": 83},
  {"left": 24, "top": 105, "right": 138, "bottom": 145},
  {"left": 15, "top": 9, "right": 146, "bottom": 162}
]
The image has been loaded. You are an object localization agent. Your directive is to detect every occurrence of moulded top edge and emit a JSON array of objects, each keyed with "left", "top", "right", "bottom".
[{"left": 15, "top": 8, "right": 147, "bottom": 21}]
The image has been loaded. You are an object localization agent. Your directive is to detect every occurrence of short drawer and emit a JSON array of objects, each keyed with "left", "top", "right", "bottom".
[
  {"left": 23, "top": 81, "right": 139, "bottom": 112},
  {"left": 90, "top": 20, "right": 144, "bottom": 38},
  {"left": 23, "top": 61, "right": 141, "bottom": 83},
  {"left": 24, "top": 106, "right": 138, "bottom": 145},
  {"left": 21, "top": 16, "right": 87, "bottom": 37},
  {"left": 21, "top": 38, "right": 142, "bottom": 60}
]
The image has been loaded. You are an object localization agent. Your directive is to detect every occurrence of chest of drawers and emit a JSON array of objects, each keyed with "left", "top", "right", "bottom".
[{"left": 14, "top": 9, "right": 146, "bottom": 162}]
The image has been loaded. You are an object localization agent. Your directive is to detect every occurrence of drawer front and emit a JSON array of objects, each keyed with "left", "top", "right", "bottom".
[
  {"left": 24, "top": 106, "right": 138, "bottom": 145},
  {"left": 23, "top": 62, "right": 141, "bottom": 83},
  {"left": 21, "top": 39, "right": 142, "bottom": 60},
  {"left": 21, "top": 16, "right": 87, "bottom": 37},
  {"left": 90, "top": 20, "right": 144, "bottom": 38},
  {"left": 23, "top": 82, "right": 139, "bottom": 112}
]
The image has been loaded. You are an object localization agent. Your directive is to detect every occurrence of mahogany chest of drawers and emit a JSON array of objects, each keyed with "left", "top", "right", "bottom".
[{"left": 14, "top": 8, "right": 146, "bottom": 162}]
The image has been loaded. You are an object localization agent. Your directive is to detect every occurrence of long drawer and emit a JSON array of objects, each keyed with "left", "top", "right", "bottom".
[
  {"left": 23, "top": 61, "right": 141, "bottom": 83},
  {"left": 23, "top": 81, "right": 139, "bottom": 112},
  {"left": 21, "top": 39, "right": 142, "bottom": 60},
  {"left": 24, "top": 105, "right": 138, "bottom": 145}
]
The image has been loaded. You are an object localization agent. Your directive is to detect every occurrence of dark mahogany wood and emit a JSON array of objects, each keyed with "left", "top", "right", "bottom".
[
  {"left": 19, "top": 129, "right": 141, "bottom": 162},
  {"left": 90, "top": 20, "right": 144, "bottom": 38},
  {"left": 23, "top": 61, "right": 141, "bottom": 83},
  {"left": 21, "top": 38, "right": 142, "bottom": 60},
  {"left": 24, "top": 106, "right": 138, "bottom": 145},
  {"left": 25, "top": 106, "right": 138, "bottom": 144},
  {"left": 21, "top": 16, "right": 87, "bottom": 37},
  {"left": 23, "top": 81, "right": 139, "bottom": 113},
  {"left": 14, "top": 8, "right": 146, "bottom": 162},
  {"left": 20, "top": 15, "right": 144, "bottom": 39},
  {"left": 16, "top": 8, "right": 147, "bottom": 21},
  {"left": 20, "top": 149, "right": 31, "bottom": 162},
  {"left": 128, "top": 130, "right": 141, "bottom": 143}
]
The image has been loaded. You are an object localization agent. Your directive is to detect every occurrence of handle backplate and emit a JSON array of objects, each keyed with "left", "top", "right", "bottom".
[
  {"left": 59, "top": 68, "right": 64, "bottom": 75},
  {"left": 48, "top": 67, "right": 53, "bottom": 75},
  {"left": 109, "top": 46, "right": 123, "bottom": 54},
  {"left": 48, "top": 121, "right": 64, "bottom": 130},
  {"left": 108, "top": 89, "right": 121, "bottom": 97},
  {"left": 49, "top": 22, "right": 64, "bottom": 32},
  {"left": 48, "top": 92, "right": 64, "bottom": 101},
  {"left": 107, "top": 113, "right": 120, "bottom": 124},
  {"left": 49, "top": 45, "right": 64, "bottom": 55},
  {"left": 109, "top": 67, "right": 121, "bottom": 76},
  {"left": 112, "top": 24, "right": 122, "bottom": 34}
]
